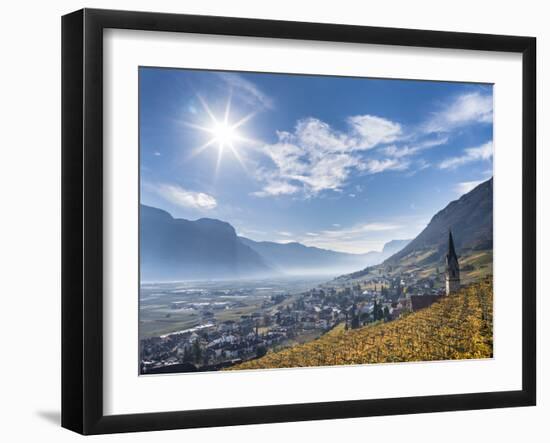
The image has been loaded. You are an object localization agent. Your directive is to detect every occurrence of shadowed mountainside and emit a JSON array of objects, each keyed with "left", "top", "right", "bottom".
[
  {"left": 140, "top": 205, "right": 272, "bottom": 281},
  {"left": 384, "top": 177, "right": 492, "bottom": 267},
  {"left": 337, "top": 177, "right": 493, "bottom": 282}
]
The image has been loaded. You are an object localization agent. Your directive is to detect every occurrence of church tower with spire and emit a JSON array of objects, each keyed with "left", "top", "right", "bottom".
[{"left": 445, "top": 230, "right": 460, "bottom": 295}]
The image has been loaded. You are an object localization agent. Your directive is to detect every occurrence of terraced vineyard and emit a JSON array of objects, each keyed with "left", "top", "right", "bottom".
[{"left": 230, "top": 280, "right": 493, "bottom": 370}]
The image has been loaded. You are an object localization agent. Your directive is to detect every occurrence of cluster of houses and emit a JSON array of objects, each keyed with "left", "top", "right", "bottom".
[{"left": 140, "top": 277, "right": 439, "bottom": 373}]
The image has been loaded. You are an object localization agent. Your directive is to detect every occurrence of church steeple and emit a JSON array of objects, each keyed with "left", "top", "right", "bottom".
[
  {"left": 445, "top": 229, "right": 460, "bottom": 295},
  {"left": 448, "top": 230, "right": 457, "bottom": 262}
]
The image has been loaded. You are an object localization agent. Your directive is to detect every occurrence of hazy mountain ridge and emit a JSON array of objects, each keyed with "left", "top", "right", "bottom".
[
  {"left": 140, "top": 205, "right": 272, "bottom": 280},
  {"left": 140, "top": 204, "right": 411, "bottom": 280},
  {"left": 239, "top": 237, "right": 410, "bottom": 275}
]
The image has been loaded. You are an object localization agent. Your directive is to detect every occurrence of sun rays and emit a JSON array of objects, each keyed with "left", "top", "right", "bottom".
[{"left": 186, "top": 94, "right": 256, "bottom": 174}]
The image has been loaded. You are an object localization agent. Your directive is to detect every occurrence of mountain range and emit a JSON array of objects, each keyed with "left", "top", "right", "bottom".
[
  {"left": 141, "top": 177, "right": 492, "bottom": 282},
  {"left": 140, "top": 204, "right": 409, "bottom": 281},
  {"left": 239, "top": 237, "right": 410, "bottom": 276}
]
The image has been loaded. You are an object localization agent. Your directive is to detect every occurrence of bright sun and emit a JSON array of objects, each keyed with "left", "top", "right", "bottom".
[
  {"left": 186, "top": 94, "right": 255, "bottom": 173},
  {"left": 211, "top": 122, "right": 239, "bottom": 150}
]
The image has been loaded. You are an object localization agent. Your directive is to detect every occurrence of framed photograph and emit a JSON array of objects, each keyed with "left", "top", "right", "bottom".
[{"left": 62, "top": 8, "right": 536, "bottom": 435}]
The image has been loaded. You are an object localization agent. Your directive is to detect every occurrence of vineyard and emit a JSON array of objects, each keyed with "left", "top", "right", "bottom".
[{"left": 229, "top": 280, "right": 493, "bottom": 371}]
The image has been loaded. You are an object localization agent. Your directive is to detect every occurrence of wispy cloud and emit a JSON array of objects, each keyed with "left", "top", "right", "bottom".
[
  {"left": 454, "top": 180, "right": 484, "bottom": 195},
  {"left": 404, "top": 159, "right": 431, "bottom": 177},
  {"left": 321, "top": 222, "right": 403, "bottom": 236},
  {"left": 254, "top": 116, "right": 406, "bottom": 197},
  {"left": 277, "top": 231, "right": 293, "bottom": 237},
  {"left": 237, "top": 228, "right": 266, "bottom": 238},
  {"left": 156, "top": 184, "right": 217, "bottom": 210},
  {"left": 217, "top": 72, "right": 274, "bottom": 110},
  {"left": 294, "top": 219, "right": 417, "bottom": 254},
  {"left": 347, "top": 115, "right": 402, "bottom": 148},
  {"left": 439, "top": 141, "right": 493, "bottom": 169},
  {"left": 251, "top": 180, "right": 299, "bottom": 197},
  {"left": 251, "top": 91, "right": 492, "bottom": 198},
  {"left": 423, "top": 91, "right": 493, "bottom": 133},
  {"left": 361, "top": 158, "right": 410, "bottom": 174},
  {"left": 382, "top": 136, "right": 449, "bottom": 158}
]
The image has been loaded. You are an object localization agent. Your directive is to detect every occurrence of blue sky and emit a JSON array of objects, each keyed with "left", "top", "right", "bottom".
[{"left": 140, "top": 67, "right": 493, "bottom": 254}]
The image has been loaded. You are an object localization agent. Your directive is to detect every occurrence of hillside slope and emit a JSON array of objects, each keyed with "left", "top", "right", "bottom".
[
  {"left": 338, "top": 178, "right": 493, "bottom": 283},
  {"left": 230, "top": 280, "right": 493, "bottom": 370},
  {"left": 386, "top": 177, "right": 493, "bottom": 267}
]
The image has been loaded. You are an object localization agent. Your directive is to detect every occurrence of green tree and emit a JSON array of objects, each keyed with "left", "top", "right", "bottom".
[
  {"left": 256, "top": 345, "right": 267, "bottom": 358},
  {"left": 373, "top": 301, "right": 384, "bottom": 321},
  {"left": 182, "top": 346, "right": 192, "bottom": 362},
  {"left": 192, "top": 339, "right": 202, "bottom": 363}
]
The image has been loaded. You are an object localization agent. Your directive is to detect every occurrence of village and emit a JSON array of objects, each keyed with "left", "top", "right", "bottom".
[{"left": 140, "top": 264, "right": 447, "bottom": 374}]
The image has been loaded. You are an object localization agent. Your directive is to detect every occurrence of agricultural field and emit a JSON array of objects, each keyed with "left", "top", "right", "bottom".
[
  {"left": 230, "top": 279, "right": 493, "bottom": 370},
  {"left": 139, "top": 276, "right": 327, "bottom": 339}
]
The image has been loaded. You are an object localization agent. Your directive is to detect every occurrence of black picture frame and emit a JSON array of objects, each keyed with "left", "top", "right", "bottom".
[{"left": 62, "top": 8, "right": 536, "bottom": 435}]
